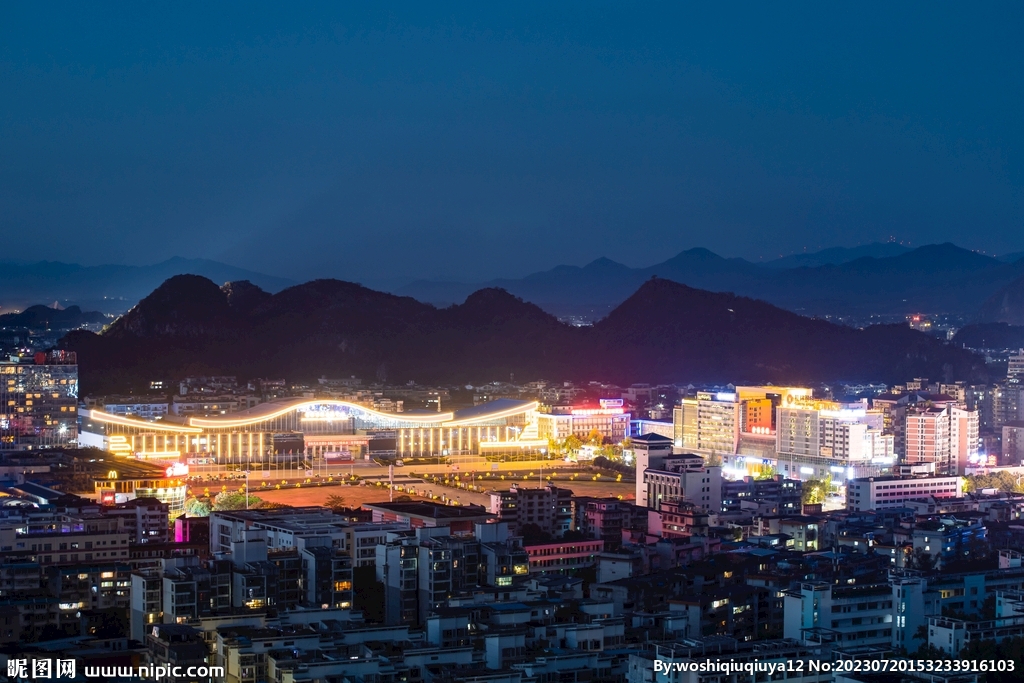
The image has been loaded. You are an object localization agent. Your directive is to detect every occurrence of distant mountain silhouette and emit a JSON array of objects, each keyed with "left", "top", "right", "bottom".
[
  {"left": 998, "top": 251, "right": 1024, "bottom": 264},
  {"left": 975, "top": 273, "right": 1024, "bottom": 327},
  {"left": 60, "top": 275, "right": 988, "bottom": 394},
  {"left": 0, "top": 305, "right": 107, "bottom": 330},
  {"left": 954, "top": 323, "right": 1024, "bottom": 351},
  {"left": 0, "top": 257, "right": 295, "bottom": 313},
  {"left": 396, "top": 243, "right": 1024, "bottom": 319},
  {"left": 760, "top": 243, "right": 911, "bottom": 269}
]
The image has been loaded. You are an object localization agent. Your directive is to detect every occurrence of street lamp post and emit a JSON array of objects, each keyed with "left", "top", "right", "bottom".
[{"left": 244, "top": 470, "right": 250, "bottom": 510}]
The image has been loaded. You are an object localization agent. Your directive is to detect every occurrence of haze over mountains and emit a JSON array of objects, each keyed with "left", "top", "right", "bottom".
[
  {"left": 8, "top": 243, "right": 1024, "bottom": 327},
  {"left": 60, "top": 274, "right": 989, "bottom": 395},
  {"left": 397, "top": 243, "right": 1024, "bottom": 320},
  {"left": 0, "top": 258, "right": 295, "bottom": 314}
]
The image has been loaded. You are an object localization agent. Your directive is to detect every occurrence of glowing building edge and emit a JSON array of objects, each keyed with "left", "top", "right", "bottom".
[{"left": 79, "top": 398, "right": 543, "bottom": 463}]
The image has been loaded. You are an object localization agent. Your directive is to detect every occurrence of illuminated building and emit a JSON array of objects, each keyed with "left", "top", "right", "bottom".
[
  {"left": 772, "top": 401, "right": 893, "bottom": 482},
  {"left": 676, "top": 387, "right": 813, "bottom": 462},
  {"left": 846, "top": 474, "right": 963, "bottom": 512},
  {"left": 905, "top": 407, "right": 952, "bottom": 472},
  {"left": 488, "top": 484, "right": 572, "bottom": 537},
  {"left": 79, "top": 398, "right": 543, "bottom": 464},
  {"left": 694, "top": 391, "right": 740, "bottom": 454},
  {"left": 90, "top": 458, "right": 189, "bottom": 517},
  {"left": 0, "top": 351, "right": 78, "bottom": 451},
  {"left": 672, "top": 398, "right": 697, "bottom": 449},
  {"left": 536, "top": 399, "right": 631, "bottom": 443},
  {"left": 643, "top": 456, "right": 722, "bottom": 514},
  {"left": 631, "top": 433, "right": 674, "bottom": 507}
]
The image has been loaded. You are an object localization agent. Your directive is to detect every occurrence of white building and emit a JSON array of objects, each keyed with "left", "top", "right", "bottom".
[
  {"left": 775, "top": 404, "right": 891, "bottom": 481},
  {"left": 632, "top": 433, "right": 674, "bottom": 507},
  {"left": 846, "top": 474, "right": 963, "bottom": 512},
  {"left": 643, "top": 458, "right": 722, "bottom": 514}
]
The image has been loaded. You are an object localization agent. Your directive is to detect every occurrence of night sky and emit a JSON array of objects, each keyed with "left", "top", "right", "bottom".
[{"left": 2, "top": 3, "right": 1022, "bottom": 287}]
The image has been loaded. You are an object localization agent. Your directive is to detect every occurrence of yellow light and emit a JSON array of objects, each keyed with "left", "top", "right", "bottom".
[
  {"left": 87, "top": 410, "right": 202, "bottom": 433},
  {"left": 188, "top": 399, "right": 455, "bottom": 428}
]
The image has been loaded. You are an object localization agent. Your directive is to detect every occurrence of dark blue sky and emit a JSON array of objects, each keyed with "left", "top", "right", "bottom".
[{"left": 2, "top": 3, "right": 1022, "bottom": 286}]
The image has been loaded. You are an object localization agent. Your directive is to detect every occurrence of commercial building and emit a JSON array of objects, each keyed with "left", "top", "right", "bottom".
[
  {"left": 672, "top": 398, "right": 697, "bottom": 450},
  {"left": 535, "top": 399, "right": 631, "bottom": 443},
  {"left": 846, "top": 474, "right": 963, "bottom": 512},
  {"left": 0, "top": 351, "right": 78, "bottom": 451},
  {"left": 675, "top": 387, "right": 814, "bottom": 472},
  {"left": 774, "top": 401, "right": 892, "bottom": 482},
  {"left": 79, "top": 397, "right": 544, "bottom": 464}
]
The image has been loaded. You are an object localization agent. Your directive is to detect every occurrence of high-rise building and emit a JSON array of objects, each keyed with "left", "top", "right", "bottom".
[
  {"left": 774, "top": 402, "right": 891, "bottom": 481},
  {"left": 695, "top": 391, "right": 740, "bottom": 454},
  {"left": 632, "top": 433, "right": 674, "bottom": 507},
  {"left": 672, "top": 398, "right": 697, "bottom": 450},
  {"left": 0, "top": 351, "right": 78, "bottom": 451},
  {"left": 905, "top": 407, "right": 952, "bottom": 472},
  {"left": 1009, "top": 349, "right": 1024, "bottom": 381},
  {"left": 949, "top": 406, "right": 980, "bottom": 473}
]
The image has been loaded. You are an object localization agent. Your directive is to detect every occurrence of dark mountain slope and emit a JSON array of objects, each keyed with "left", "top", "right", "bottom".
[
  {"left": 954, "top": 323, "right": 1024, "bottom": 350},
  {"left": 976, "top": 273, "right": 1024, "bottom": 326},
  {"left": 0, "top": 305, "right": 106, "bottom": 330},
  {"left": 60, "top": 275, "right": 990, "bottom": 394},
  {"left": 586, "top": 279, "right": 984, "bottom": 384}
]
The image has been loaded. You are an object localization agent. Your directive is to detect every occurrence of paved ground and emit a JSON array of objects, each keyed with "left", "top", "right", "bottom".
[{"left": 248, "top": 472, "right": 637, "bottom": 509}]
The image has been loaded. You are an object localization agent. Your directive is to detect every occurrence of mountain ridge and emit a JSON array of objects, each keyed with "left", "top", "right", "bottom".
[
  {"left": 59, "top": 275, "right": 988, "bottom": 394},
  {"left": 395, "top": 243, "right": 1024, "bottom": 319},
  {"left": 0, "top": 258, "right": 295, "bottom": 314}
]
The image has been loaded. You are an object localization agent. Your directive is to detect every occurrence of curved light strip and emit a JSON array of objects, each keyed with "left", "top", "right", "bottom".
[
  {"left": 85, "top": 410, "right": 203, "bottom": 434},
  {"left": 188, "top": 399, "right": 455, "bottom": 429},
  {"left": 446, "top": 401, "right": 540, "bottom": 426}
]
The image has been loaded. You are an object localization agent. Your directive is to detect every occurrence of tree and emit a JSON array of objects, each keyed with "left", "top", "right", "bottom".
[
  {"left": 802, "top": 478, "right": 831, "bottom": 505},
  {"left": 585, "top": 429, "right": 605, "bottom": 446},
  {"left": 705, "top": 451, "right": 723, "bottom": 467},
  {"left": 563, "top": 434, "right": 582, "bottom": 453},
  {"left": 212, "top": 491, "right": 263, "bottom": 511},
  {"left": 907, "top": 547, "right": 938, "bottom": 572},
  {"left": 757, "top": 465, "right": 778, "bottom": 480},
  {"left": 325, "top": 493, "right": 347, "bottom": 511},
  {"left": 184, "top": 497, "right": 212, "bottom": 517}
]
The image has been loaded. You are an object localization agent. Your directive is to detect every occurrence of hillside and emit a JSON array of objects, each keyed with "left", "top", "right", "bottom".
[
  {"left": 397, "top": 243, "right": 1024, "bottom": 319},
  {"left": 954, "top": 323, "right": 1024, "bottom": 351},
  {"left": 975, "top": 273, "right": 1024, "bottom": 326},
  {"left": 60, "top": 276, "right": 989, "bottom": 394},
  {"left": 0, "top": 305, "right": 107, "bottom": 330},
  {"left": 0, "top": 257, "right": 295, "bottom": 314}
]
